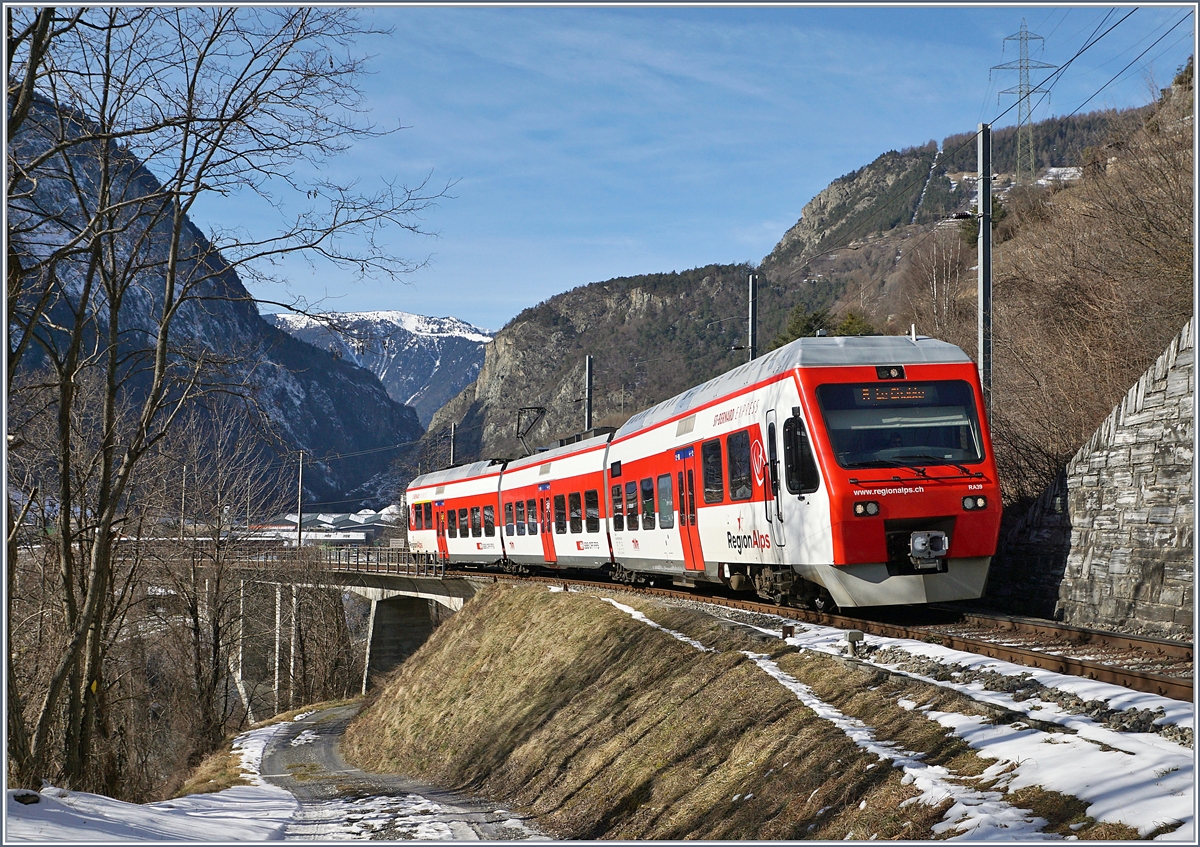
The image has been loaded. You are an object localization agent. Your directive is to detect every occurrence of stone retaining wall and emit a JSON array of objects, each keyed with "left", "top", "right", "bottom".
[{"left": 988, "top": 318, "right": 1194, "bottom": 638}]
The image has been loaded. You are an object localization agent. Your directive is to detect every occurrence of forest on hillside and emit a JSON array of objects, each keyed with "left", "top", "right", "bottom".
[{"left": 939, "top": 107, "right": 1135, "bottom": 175}]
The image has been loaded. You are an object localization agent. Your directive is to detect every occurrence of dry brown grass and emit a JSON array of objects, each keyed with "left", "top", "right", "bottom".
[
  {"left": 172, "top": 747, "right": 248, "bottom": 798},
  {"left": 342, "top": 587, "right": 929, "bottom": 838},
  {"left": 342, "top": 585, "right": 1124, "bottom": 839}
]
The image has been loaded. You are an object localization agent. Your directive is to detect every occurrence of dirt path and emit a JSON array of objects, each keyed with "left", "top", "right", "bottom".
[{"left": 259, "top": 705, "right": 545, "bottom": 840}]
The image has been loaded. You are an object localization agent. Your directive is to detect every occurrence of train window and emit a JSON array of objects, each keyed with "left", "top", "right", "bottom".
[
  {"left": 515, "top": 500, "right": 526, "bottom": 535},
  {"left": 412, "top": 505, "right": 423, "bottom": 530},
  {"left": 423, "top": 502, "right": 433, "bottom": 529},
  {"left": 447, "top": 509, "right": 457, "bottom": 538},
  {"left": 569, "top": 493, "right": 583, "bottom": 533},
  {"left": 656, "top": 474, "right": 674, "bottom": 529},
  {"left": 816, "top": 380, "right": 984, "bottom": 469},
  {"left": 702, "top": 440, "right": 724, "bottom": 503},
  {"left": 458, "top": 509, "right": 468, "bottom": 537},
  {"left": 554, "top": 495, "right": 567, "bottom": 534},
  {"left": 468, "top": 507, "right": 480, "bottom": 537},
  {"left": 526, "top": 498, "right": 537, "bottom": 534},
  {"left": 483, "top": 505, "right": 495, "bottom": 536},
  {"left": 585, "top": 490, "right": 600, "bottom": 533},
  {"left": 611, "top": 485, "right": 624, "bottom": 532},
  {"left": 727, "top": 430, "right": 753, "bottom": 501},
  {"left": 625, "top": 481, "right": 639, "bottom": 528},
  {"left": 640, "top": 478, "right": 655, "bottom": 530},
  {"left": 504, "top": 502, "right": 514, "bottom": 536},
  {"left": 783, "top": 417, "right": 821, "bottom": 495}
]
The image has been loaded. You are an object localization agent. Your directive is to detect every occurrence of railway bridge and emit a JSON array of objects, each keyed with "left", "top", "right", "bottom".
[{"left": 229, "top": 550, "right": 479, "bottom": 721}]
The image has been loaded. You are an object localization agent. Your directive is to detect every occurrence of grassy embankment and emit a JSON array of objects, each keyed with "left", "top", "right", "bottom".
[{"left": 342, "top": 584, "right": 1135, "bottom": 840}]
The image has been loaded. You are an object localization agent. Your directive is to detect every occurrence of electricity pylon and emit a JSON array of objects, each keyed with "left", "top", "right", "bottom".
[{"left": 992, "top": 19, "right": 1056, "bottom": 184}]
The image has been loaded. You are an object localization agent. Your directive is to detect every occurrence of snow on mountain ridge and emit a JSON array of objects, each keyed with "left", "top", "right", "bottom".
[
  {"left": 265, "top": 309, "right": 491, "bottom": 343},
  {"left": 267, "top": 309, "right": 489, "bottom": 427}
]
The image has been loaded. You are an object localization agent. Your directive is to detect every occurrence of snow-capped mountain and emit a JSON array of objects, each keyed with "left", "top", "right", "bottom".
[{"left": 267, "top": 311, "right": 491, "bottom": 426}]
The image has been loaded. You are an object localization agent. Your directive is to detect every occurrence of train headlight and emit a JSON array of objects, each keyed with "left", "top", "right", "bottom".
[
  {"left": 853, "top": 500, "right": 880, "bottom": 517},
  {"left": 962, "top": 496, "right": 987, "bottom": 511}
]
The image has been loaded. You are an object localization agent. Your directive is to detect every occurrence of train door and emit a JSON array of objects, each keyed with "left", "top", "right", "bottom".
[
  {"left": 765, "top": 411, "right": 787, "bottom": 549},
  {"left": 540, "top": 493, "right": 557, "bottom": 564},
  {"left": 782, "top": 407, "right": 822, "bottom": 550},
  {"left": 435, "top": 507, "right": 449, "bottom": 562},
  {"left": 674, "top": 446, "right": 705, "bottom": 571}
]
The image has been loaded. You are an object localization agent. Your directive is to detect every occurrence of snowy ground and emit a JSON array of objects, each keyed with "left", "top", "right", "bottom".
[
  {"left": 602, "top": 596, "right": 1196, "bottom": 841},
  {"left": 5, "top": 712, "right": 543, "bottom": 842},
  {"left": 5, "top": 720, "right": 300, "bottom": 841}
]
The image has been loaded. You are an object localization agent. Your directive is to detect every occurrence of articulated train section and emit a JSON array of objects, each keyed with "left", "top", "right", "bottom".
[{"left": 408, "top": 334, "right": 1002, "bottom": 609}]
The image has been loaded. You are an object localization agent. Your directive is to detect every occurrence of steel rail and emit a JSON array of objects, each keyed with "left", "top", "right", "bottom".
[
  {"left": 946, "top": 609, "right": 1194, "bottom": 662},
  {"left": 450, "top": 569, "right": 1194, "bottom": 702}
]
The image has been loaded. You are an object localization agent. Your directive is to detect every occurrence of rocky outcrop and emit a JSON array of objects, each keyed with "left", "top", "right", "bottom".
[
  {"left": 761, "top": 145, "right": 965, "bottom": 283},
  {"left": 422, "top": 265, "right": 785, "bottom": 462}
]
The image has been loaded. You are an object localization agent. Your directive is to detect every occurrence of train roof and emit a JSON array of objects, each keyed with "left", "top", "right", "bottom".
[
  {"left": 409, "top": 459, "right": 502, "bottom": 493},
  {"left": 504, "top": 430, "right": 613, "bottom": 473},
  {"left": 616, "top": 334, "right": 971, "bottom": 439}
]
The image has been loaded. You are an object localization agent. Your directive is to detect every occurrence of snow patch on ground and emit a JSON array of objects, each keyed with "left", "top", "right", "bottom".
[
  {"left": 607, "top": 599, "right": 1194, "bottom": 841},
  {"left": 745, "top": 651, "right": 1054, "bottom": 839},
  {"left": 601, "top": 596, "right": 716, "bottom": 652},
  {"left": 772, "top": 619, "right": 1195, "bottom": 840},
  {"left": 6, "top": 720, "right": 299, "bottom": 841}
]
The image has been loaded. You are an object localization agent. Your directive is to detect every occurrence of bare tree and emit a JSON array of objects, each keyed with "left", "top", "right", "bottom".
[
  {"left": 6, "top": 6, "right": 445, "bottom": 791},
  {"left": 989, "top": 77, "right": 1193, "bottom": 502},
  {"left": 896, "top": 226, "right": 975, "bottom": 349},
  {"left": 146, "top": 396, "right": 289, "bottom": 765}
]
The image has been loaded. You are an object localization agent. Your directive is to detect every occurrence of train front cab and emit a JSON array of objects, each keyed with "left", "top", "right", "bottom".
[{"left": 788, "top": 360, "right": 1002, "bottom": 607}]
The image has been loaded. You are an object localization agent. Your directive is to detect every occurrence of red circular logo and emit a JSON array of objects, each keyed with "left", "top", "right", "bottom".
[{"left": 751, "top": 439, "right": 767, "bottom": 487}]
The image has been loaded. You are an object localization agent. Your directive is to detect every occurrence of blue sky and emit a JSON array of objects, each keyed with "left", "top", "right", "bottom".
[{"left": 216, "top": 4, "right": 1195, "bottom": 332}]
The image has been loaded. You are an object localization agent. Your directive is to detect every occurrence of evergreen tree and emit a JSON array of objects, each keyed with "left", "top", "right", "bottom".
[
  {"left": 834, "top": 312, "right": 879, "bottom": 336},
  {"left": 769, "top": 306, "right": 833, "bottom": 349}
]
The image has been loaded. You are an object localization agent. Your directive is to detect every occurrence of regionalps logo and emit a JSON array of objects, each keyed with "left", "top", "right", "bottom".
[{"left": 727, "top": 530, "right": 771, "bottom": 554}]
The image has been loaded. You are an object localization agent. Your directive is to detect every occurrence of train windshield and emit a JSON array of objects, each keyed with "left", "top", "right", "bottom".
[{"left": 815, "top": 380, "right": 984, "bottom": 469}]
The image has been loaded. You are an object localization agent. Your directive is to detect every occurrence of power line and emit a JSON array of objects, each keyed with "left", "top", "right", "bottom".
[
  {"left": 993, "top": 20, "right": 1057, "bottom": 184},
  {"left": 787, "top": 7, "right": 1138, "bottom": 271},
  {"left": 1059, "top": 12, "right": 1193, "bottom": 120}
]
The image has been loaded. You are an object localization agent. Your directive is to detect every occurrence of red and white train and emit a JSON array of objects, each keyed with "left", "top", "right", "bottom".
[{"left": 406, "top": 334, "right": 1002, "bottom": 608}]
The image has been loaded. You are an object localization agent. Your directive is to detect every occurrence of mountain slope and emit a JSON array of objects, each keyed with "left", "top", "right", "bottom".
[
  {"left": 416, "top": 263, "right": 838, "bottom": 464},
  {"left": 267, "top": 311, "right": 490, "bottom": 427}
]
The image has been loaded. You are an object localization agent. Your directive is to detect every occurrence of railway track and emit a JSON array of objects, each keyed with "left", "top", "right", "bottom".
[{"left": 447, "top": 568, "right": 1194, "bottom": 702}]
